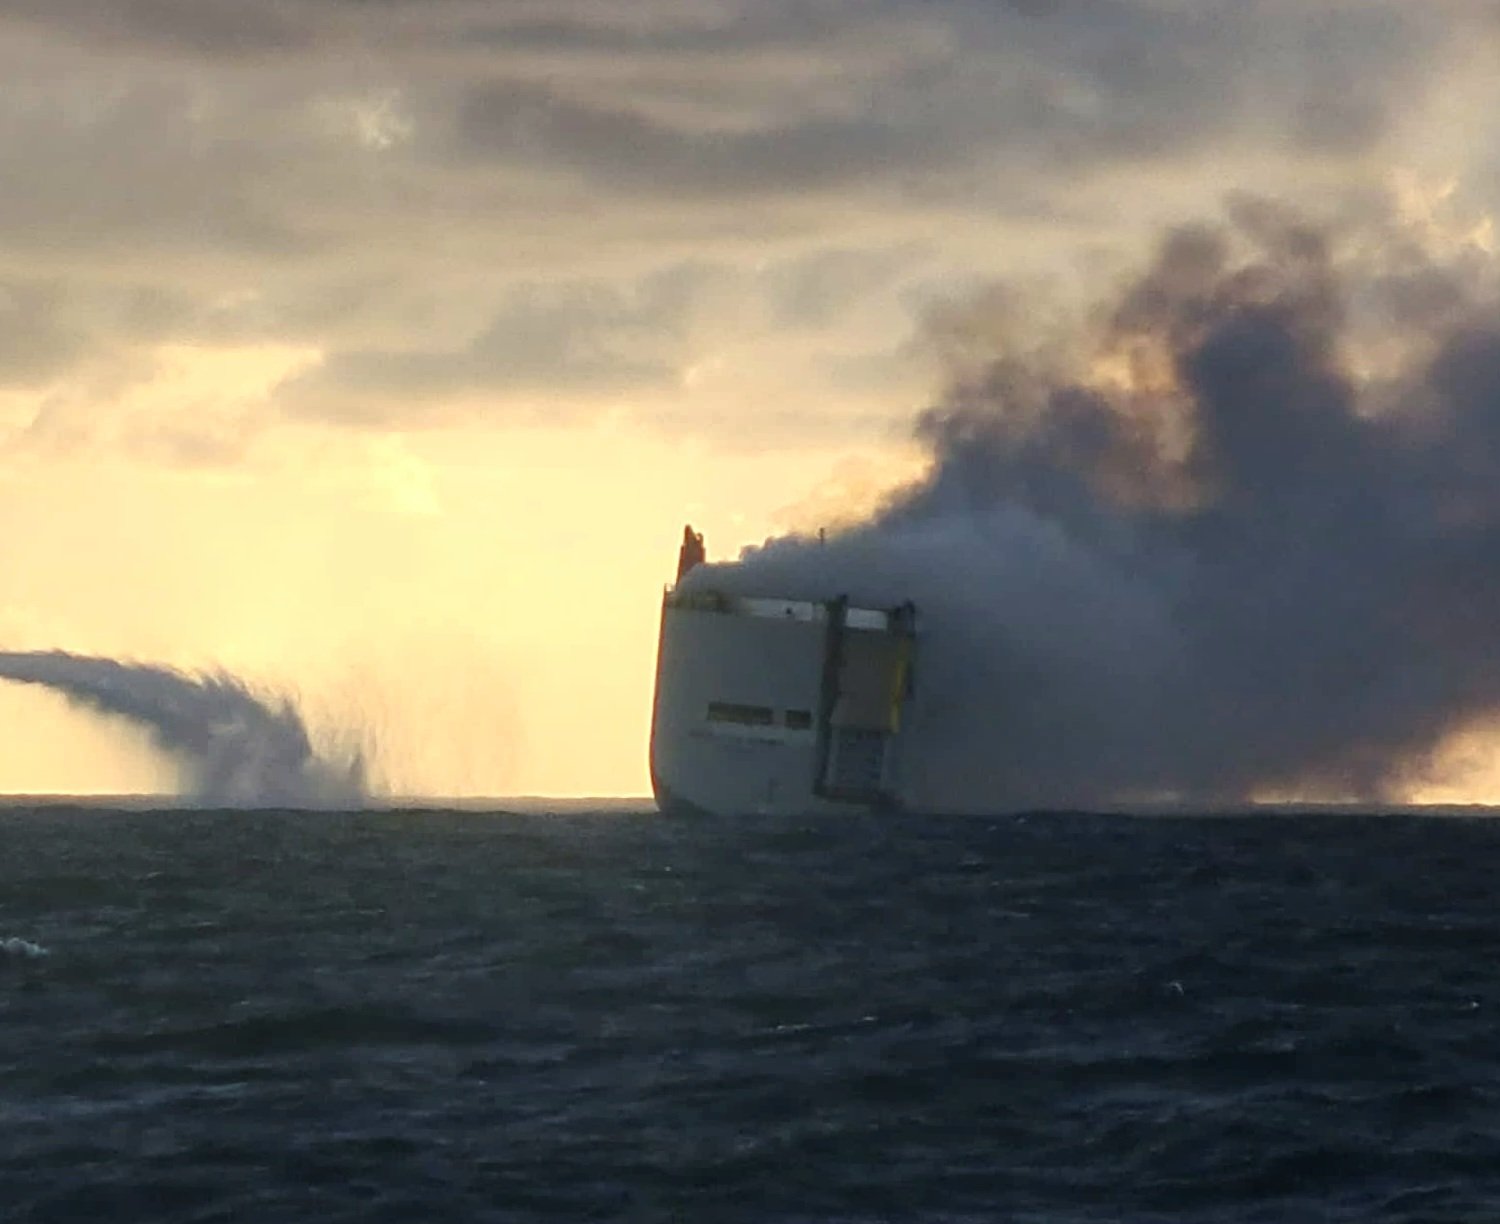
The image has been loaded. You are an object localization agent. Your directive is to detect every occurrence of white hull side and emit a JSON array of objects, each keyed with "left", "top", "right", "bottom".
[{"left": 648, "top": 595, "right": 912, "bottom": 818}]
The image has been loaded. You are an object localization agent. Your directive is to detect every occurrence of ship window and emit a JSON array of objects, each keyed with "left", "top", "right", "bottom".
[
  {"left": 706, "top": 701, "right": 774, "bottom": 726},
  {"left": 785, "top": 709, "right": 813, "bottom": 730}
]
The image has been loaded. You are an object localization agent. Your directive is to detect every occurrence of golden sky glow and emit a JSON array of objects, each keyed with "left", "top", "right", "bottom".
[{"left": 2, "top": 1, "right": 1500, "bottom": 798}]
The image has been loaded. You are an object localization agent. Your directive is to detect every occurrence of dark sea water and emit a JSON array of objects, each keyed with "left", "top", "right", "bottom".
[{"left": 4, "top": 804, "right": 1500, "bottom": 1222}]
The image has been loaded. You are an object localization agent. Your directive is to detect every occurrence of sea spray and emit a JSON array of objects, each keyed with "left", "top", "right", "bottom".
[{"left": 0, "top": 650, "right": 365, "bottom": 807}]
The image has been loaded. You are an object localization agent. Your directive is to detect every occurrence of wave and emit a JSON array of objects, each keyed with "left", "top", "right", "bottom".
[{"left": 0, "top": 936, "right": 48, "bottom": 960}]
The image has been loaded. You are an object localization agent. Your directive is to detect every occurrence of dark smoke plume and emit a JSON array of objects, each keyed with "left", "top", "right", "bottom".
[
  {"left": 0, "top": 650, "right": 365, "bottom": 807},
  {"left": 689, "top": 197, "right": 1500, "bottom": 808}
]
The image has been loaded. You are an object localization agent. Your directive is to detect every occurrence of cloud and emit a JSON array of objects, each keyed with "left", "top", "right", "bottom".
[
  {"left": 450, "top": 0, "right": 1445, "bottom": 200},
  {"left": 0, "top": 0, "right": 311, "bottom": 57},
  {"left": 0, "top": 281, "right": 89, "bottom": 385},
  {"left": 281, "top": 264, "right": 724, "bottom": 423},
  {"left": 0, "top": 0, "right": 1488, "bottom": 455}
]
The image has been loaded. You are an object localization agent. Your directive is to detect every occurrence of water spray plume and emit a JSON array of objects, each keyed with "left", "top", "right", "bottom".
[
  {"left": 0, "top": 650, "right": 365, "bottom": 807},
  {"left": 688, "top": 195, "right": 1500, "bottom": 810}
]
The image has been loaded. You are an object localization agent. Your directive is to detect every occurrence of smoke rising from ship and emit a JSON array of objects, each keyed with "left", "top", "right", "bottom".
[
  {"left": 0, "top": 650, "right": 365, "bottom": 807},
  {"left": 687, "top": 197, "right": 1500, "bottom": 808}
]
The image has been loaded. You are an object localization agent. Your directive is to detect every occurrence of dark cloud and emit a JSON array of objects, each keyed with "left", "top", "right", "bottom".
[
  {"left": 0, "top": 0, "right": 1463, "bottom": 206},
  {"left": 448, "top": 1, "right": 1439, "bottom": 198},
  {"left": 0, "top": 281, "right": 89, "bottom": 385},
  {"left": 453, "top": 73, "right": 956, "bottom": 198},
  {"left": 690, "top": 198, "right": 1500, "bottom": 809},
  {"left": 0, "top": 0, "right": 1484, "bottom": 450},
  {"left": 0, "top": 72, "right": 327, "bottom": 260},
  {"left": 0, "top": 0, "right": 307, "bottom": 56},
  {"left": 0, "top": 0, "right": 924, "bottom": 61}
]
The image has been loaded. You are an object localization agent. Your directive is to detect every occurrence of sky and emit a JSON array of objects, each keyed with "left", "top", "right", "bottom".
[{"left": 1, "top": 0, "right": 1499, "bottom": 799}]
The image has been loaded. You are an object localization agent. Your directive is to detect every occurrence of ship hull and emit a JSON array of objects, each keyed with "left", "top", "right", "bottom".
[{"left": 648, "top": 588, "right": 914, "bottom": 818}]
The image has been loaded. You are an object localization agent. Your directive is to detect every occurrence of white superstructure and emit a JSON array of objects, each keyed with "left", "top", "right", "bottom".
[{"left": 649, "top": 529, "right": 916, "bottom": 817}]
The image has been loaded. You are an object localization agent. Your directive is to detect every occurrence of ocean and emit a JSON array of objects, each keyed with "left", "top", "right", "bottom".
[{"left": 3, "top": 804, "right": 1499, "bottom": 1222}]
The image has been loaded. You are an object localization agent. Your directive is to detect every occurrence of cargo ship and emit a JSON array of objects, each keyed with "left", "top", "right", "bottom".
[{"left": 649, "top": 526, "right": 916, "bottom": 817}]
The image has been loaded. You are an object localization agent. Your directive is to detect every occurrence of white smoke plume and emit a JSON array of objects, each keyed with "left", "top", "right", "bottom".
[
  {"left": 0, "top": 650, "right": 365, "bottom": 807},
  {"left": 686, "top": 197, "right": 1500, "bottom": 810}
]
